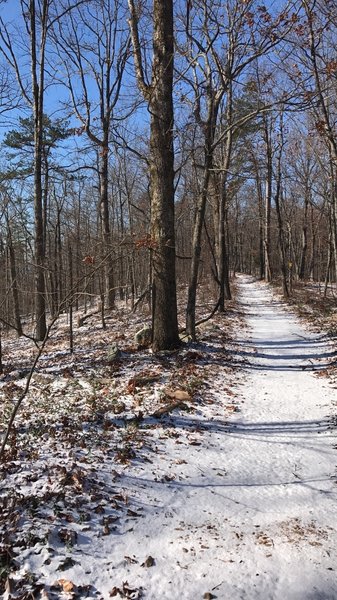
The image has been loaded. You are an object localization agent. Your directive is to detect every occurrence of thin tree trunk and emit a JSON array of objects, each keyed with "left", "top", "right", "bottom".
[
  {"left": 298, "top": 191, "right": 309, "bottom": 280},
  {"left": 100, "top": 143, "right": 115, "bottom": 310},
  {"left": 186, "top": 162, "right": 212, "bottom": 339},
  {"left": 274, "top": 182, "right": 289, "bottom": 297},
  {"left": 31, "top": 0, "right": 47, "bottom": 340},
  {"left": 218, "top": 163, "right": 233, "bottom": 308},
  {"left": 217, "top": 87, "right": 233, "bottom": 309},
  {"left": 324, "top": 232, "right": 332, "bottom": 298},
  {"left": 68, "top": 243, "right": 74, "bottom": 353},
  {"left": 186, "top": 88, "right": 221, "bottom": 338},
  {"left": 263, "top": 119, "right": 272, "bottom": 283},
  {"left": 7, "top": 222, "right": 23, "bottom": 336}
]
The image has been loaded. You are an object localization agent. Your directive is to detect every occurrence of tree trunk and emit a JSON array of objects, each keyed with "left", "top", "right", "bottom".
[
  {"left": 298, "top": 191, "right": 309, "bottom": 281},
  {"left": 149, "top": 2, "right": 179, "bottom": 350},
  {"left": 68, "top": 243, "right": 74, "bottom": 353},
  {"left": 217, "top": 87, "right": 233, "bottom": 309},
  {"left": 31, "top": 0, "right": 47, "bottom": 340},
  {"left": 186, "top": 87, "right": 221, "bottom": 338},
  {"left": 217, "top": 150, "right": 233, "bottom": 308},
  {"left": 263, "top": 122, "right": 272, "bottom": 283},
  {"left": 186, "top": 164, "right": 211, "bottom": 339},
  {"left": 100, "top": 143, "right": 115, "bottom": 310},
  {"left": 7, "top": 222, "right": 23, "bottom": 337},
  {"left": 129, "top": 0, "right": 180, "bottom": 351},
  {"left": 332, "top": 183, "right": 337, "bottom": 287},
  {"left": 274, "top": 179, "right": 289, "bottom": 298}
]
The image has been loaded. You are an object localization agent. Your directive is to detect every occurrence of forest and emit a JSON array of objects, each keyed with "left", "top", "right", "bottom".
[
  {"left": 0, "top": 0, "right": 336, "bottom": 350},
  {"left": 1, "top": 1, "right": 337, "bottom": 599}
]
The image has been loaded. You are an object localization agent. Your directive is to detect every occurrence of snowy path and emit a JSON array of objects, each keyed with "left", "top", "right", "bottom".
[
  {"left": 219, "top": 275, "right": 337, "bottom": 599},
  {"left": 38, "top": 275, "right": 337, "bottom": 599}
]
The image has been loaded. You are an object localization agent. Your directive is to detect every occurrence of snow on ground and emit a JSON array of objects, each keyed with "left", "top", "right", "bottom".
[{"left": 1, "top": 275, "right": 337, "bottom": 599}]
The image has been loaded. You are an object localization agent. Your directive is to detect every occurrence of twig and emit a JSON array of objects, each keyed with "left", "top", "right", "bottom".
[{"left": 0, "top": 321, "right": 53, "bottom": 458}]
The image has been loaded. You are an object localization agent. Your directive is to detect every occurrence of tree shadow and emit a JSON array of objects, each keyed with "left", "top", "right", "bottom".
[{"left": 226, "top": 334, "right": 337, "bottom": 371}]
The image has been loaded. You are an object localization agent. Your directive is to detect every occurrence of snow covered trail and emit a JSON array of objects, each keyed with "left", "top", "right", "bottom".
[
  {"left": 30, "top": 275, "right": 337, "bottom": 599},
  {"left": 220, "top": 275, "right": 337, "bottom": 599}
]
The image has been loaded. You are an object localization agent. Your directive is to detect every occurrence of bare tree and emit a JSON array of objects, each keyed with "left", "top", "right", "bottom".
[
  {"left": 178, "top": 0, "right": 297, "bottom": 338},
  {"left": 54, "top": 0, "right": 131, "bottom": 310},
  {"left": 0, "top": 0, "right": 84, "bottom": 340}
]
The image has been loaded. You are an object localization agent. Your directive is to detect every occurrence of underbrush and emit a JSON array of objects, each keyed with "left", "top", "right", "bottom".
[
  {"left": 273, "top": 278, "right": 337, "bottom": 338},
  {"left": 0, "top": 282, "right": 241, "bottom": 598}
]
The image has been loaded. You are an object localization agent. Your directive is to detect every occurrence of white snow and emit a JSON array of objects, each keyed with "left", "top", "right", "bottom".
[
  {"left": 92, "top": 275, "right": 337, "bottom": 600},
  {"left": 3, "top": 275, "right": 337, "bottom": 599}
]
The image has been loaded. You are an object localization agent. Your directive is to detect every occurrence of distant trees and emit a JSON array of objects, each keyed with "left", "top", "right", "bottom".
[
  {"left": 55, "top": 0, "right": 131, "bottom": 311},
  {"left": 0, "top": 1, "right": 80, "bottom": 340}
]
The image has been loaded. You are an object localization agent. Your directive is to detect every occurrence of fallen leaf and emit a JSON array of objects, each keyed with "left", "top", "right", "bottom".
[
  {"left": 58, "top": 557, "right": 77, "bottom": 571},
  {"left": 165, "top": 388, "right": 191, "bottom": 401},
  {"left": 122, "top": 581, "right": 143, "bottom": 598},
  {"left": 57, "top": 578, "right": 75, "bottom": 592},
  {"left": 124, "top": 555, "right": 138, "bottom": 564},
  {"left": 141, "top": 555, "right": 155, "bottom": 568}
]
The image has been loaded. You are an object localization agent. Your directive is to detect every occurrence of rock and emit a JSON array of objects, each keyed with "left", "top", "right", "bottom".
[
  {"left": 107, "top": 344, "right": 121, "bottom": 362},
  {"left": 134, "top": 326, "right": 152, "bottom": 348}
]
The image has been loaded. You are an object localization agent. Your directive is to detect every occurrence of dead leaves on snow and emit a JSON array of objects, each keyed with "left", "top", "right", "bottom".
[
  {"left": 255, "top": 531, "right": 274, "bottom": 547},
  {"left": 127, "top": 371, "right": 161, "bottom": 394},
  {"left": 55, "top": 578, "right": 75, "bottom": 593},
  {"left": 280, "top": 518, "right": 330, "bottom": 546},
  {"left": 4, "top": 575, "right": 98, "bottom": 600},
  {"left": 110, "top": 581, "right": 143, "bottom": 599},
  {"left": 0, "top": 300, "right": 239, "bottom": 599}
]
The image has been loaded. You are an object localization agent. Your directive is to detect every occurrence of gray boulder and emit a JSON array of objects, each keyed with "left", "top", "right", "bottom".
[{"left": 134, "top": 326, "right": 152, "bottom": 348}]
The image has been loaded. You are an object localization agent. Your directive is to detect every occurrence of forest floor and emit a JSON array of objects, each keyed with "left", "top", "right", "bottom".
[{"left": 1, "top": 275, "right": 337, "bottom": 599}]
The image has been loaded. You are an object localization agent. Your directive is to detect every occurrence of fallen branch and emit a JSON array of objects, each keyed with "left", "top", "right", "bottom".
[
  {"left": 77, "top": 310, "right": 100, "bottom": 327},
  {"left": 195, "top": 299, "right": 221, "bottom": 327},
  {"left": 151, "top": 401, "right": 187, "bottom": 418},
  {"left": 132, "top": 285, "right": 151, "bottom": 313},
  {"left": 128, "top": 373, "right": 161, "bottom": 387}
]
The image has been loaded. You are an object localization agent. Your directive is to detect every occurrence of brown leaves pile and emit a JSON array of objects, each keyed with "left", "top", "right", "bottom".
[{"left": 110, "top": 581, "right": 143, "bottom": 599}]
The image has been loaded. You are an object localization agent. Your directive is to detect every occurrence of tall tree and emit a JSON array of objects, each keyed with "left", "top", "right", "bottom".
[{"left": 128, "top": 0, "right": 180, "bottom": 351}]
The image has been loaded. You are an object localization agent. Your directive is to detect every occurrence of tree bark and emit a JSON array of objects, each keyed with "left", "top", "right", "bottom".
[
  {"left": 7, "top": 221, "right": 23, "bottom": 337},
  {"left": 31, "top": 0, "right": 47, "bottom": 340},
  {"left": 274, "top": 124, "right": 289, "bottom": 298},
  {"left": 217, "top": 92, "right": 233, "bottom": 310},
  {"left": 100, "top": 142, "right": 115, "bottom": 309},
  {"left": 263, "top": 118, "right": 272, "bottom": 283},
  {"left": 129, "top": 0, "right": 180, "bottom": 351},
  {"left": 186, "top": 162, "right": 212, "bottom": 339}
]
